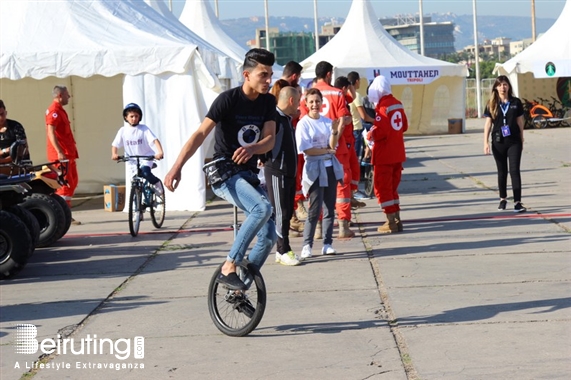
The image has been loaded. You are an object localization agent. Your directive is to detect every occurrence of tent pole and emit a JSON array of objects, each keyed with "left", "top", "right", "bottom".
[
  {"left": 214, "top": 0, "right": 219, "bottom": 18},
  {"left": 314, "top": 0, "right": 319, "bottom": 51},
  {"left": 472, "top": 0, "right": 482, "bottom": 118},
  {"left": 419, "top": 0, "right": 425, "bottom": 56},
  {"left": 531, "top": 0, "right": 537, "bottom": 42},
  {"left": 264, "top": 0, "right": 270, "bottom": 50}
]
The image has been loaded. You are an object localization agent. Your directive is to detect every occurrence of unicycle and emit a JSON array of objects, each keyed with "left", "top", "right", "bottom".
[{"left": 207, "top": 206, "right": 267, "bottom": 337}]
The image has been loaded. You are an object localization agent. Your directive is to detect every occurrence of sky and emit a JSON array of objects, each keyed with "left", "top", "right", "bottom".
[{"left": 171, "top": 0, "right": 566, "bottom": 20}]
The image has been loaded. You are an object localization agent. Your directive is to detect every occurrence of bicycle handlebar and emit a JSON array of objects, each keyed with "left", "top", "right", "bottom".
[{"left": 116, "top": 155, "right": 157, "bottom": 163}]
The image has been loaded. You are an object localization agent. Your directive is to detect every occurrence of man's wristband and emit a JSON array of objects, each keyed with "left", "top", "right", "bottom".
[{"left": 332, "top": 131, "right": 338, "bottom": 135}]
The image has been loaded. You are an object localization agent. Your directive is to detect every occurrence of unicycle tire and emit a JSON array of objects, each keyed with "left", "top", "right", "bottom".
[
  {"left": 364, "top": 168, "right": 374, "bottom": 198},
  {"left": 150, "top": 180, "right": 165, "bottom": 229},
  {"left": 128, "top": 186, "right": 143, "bottom": 237},
  {"left": 208, "top": 261, "right": 266, "bottom": 337}
]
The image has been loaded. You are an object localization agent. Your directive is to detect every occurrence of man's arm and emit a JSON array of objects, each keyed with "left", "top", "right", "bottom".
[
  {"left": 47, "top": 124, "right": 66, "bottom": 160},
  {"left": 164, "top": 117, "right": 217, "bottom": 191},
  {"left": 232, "top": 120, "right": 276, "bottom": 165},
  {"left": 357, "top": 105, "right": 376, "bottom": 124}
]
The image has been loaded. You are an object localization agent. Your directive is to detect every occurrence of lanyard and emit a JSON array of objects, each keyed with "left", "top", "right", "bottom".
[{"left": 500, "top": 101, "right": 510, "bottom": 125}]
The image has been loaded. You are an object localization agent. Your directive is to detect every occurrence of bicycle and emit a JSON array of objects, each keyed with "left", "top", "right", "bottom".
[
  {"left": 117, "top": 155, "right": 165, "bottom": 237},
  {"left": 205, "top": 192, "right": 267, "bottom": 336}
]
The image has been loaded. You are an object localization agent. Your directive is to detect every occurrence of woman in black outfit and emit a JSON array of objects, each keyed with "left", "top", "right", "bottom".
[{"left": 483, "top": 75, "right": 526, "bottom": 212}]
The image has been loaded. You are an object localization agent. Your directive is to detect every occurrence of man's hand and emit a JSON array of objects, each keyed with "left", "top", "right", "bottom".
[
  {"left": 155, "top": 152, "right": 164, "bottom": 160},
  {"left": 232, "top": 146, "right": 255, "bottom": 165},
  {"left": 111, "top": 153, "right": 119, "bottom": 161},
  {"left": 164, "top": 167, "right": 181, "bottom": 192},
  {"left": 57, "top": 151, "right": 66, "bottom": 161}
]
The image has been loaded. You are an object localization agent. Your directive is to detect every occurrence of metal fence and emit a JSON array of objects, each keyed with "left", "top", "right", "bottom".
[{"left": 466, "top": 78, "right": 495, "bottom": 118}]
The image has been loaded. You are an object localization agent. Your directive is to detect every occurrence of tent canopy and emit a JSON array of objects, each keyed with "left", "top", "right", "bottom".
[
  {"left": 0, "top": 0, "right": 221, "bottom": 81},
  {"left": 496, "top": 0, "right": 571, "bottom": 78},
  {"left": 299, "top": 0, "right": 467, "bottom": 135},
  {"left": 179, "top": 0, "right": 283, "bottom": 86},
  {"left": 0, "top": 0, "right": 225, "bottom": 211},
  {"left": 300, "top": 0, "right": 467, "bottom": 81}
]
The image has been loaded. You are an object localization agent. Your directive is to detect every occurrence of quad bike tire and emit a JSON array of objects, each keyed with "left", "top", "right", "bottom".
[
  {"left": 49, "top": 194, "right": 72, "bottom": 239},
  {"left": 5, "top": 205, "right": 40, "bottom": 252},
  {"left": 0, "top": 210, "right": 33, "bottom": 280},
  {"left": 21, "top": 193, "right": 66, "bottom": 248}
]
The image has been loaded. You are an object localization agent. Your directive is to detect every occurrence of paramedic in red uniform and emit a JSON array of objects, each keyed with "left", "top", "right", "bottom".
[
  {"left": 45, "top": 85, "right": 80, "bottom": 224},
  {"left": 300, "top": 61, "right": 354, "bottom": 238},
  {"left": 367, "top": 75, "right": 407, "bottom": 233}
]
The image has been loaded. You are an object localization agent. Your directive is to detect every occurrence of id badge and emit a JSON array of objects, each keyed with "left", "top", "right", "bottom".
[{"left": 501, "top": 125, "right": 511, "bottom": 137}]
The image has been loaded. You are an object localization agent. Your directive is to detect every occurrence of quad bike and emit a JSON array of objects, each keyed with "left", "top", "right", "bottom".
[
  {"left": 0, "top": 153, "right": 38, "bottom": 279},
  {"left": 0, "top": 140, "right": 71, "bottom": 247}
]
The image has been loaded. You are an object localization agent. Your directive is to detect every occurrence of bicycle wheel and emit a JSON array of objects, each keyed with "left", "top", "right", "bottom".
[
  {"left": 150, "top": 180, "right": 165, "bottom": 229},
  {"left": 128, "top": 185, "right": 143, "bottom": 237},
  {"left": 532, "top": 115, "right": 547, "bottom": 129},
  {"left": 208, "top": 261, "right": 266, "bottom": 337}
]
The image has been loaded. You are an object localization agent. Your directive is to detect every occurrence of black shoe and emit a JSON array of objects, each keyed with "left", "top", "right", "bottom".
[
  {"left": 514, "top": 202, "right": 527, "bottom": 213},
  {"left": 217, "top": 272, "right": 247, "bottom": 290},
  {"left": 238, "top": 299, "right": 255, "bottom": 318},
  {"left": 498, "top": 200, "right": 507, "bottom": 210}
]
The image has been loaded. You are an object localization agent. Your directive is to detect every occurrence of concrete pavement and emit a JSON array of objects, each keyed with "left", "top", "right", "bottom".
[{"left": 1, "top": 119, "right": 570, "bottom": 379}]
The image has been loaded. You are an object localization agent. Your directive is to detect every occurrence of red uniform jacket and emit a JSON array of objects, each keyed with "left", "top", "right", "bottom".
[
  {"left": 367, "top": 94, "right": 407, "bottom": 165},
  {"left": 45, "top": 101, "right": 79, "bottom": 161}
]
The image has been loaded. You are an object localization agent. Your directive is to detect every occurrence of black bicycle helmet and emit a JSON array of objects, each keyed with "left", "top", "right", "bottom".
[{"left": 123, "top": 103, "right": 143, "bottom": 121}]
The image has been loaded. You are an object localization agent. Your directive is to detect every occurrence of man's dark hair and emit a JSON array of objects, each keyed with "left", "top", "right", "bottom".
[
  {"left": 243, "top": 48, "right": 275, "bottom": 71},
  {"left": 315, "top": 61, "right": 333, "bottom": 79},
  {"left": 0, "top": 99, "right": 5, "bottom": 110},
  {"left": 334, "top": 76, "right": 350, "bottom": 89},
  {"left": 347, "top": 71, "right": 360, "bottom": 85},
  {"left": 283, "top": 61, "right": 302, "bottom": 77}
]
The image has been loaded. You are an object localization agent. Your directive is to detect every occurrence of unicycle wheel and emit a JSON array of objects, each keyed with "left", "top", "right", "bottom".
[{"left": 207, "top": 261, "right": 266, "bottom": 337}]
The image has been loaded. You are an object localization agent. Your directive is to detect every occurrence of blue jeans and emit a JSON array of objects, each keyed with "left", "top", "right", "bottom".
[
  {"left": 211, "top": 170, "right": 276, "bottom": 269},
  {"left": 140, "top": 166, "right": 159, "bottom": 185},
  {"left": 353, "top": 129, "right": 364, "bottom": 161}
]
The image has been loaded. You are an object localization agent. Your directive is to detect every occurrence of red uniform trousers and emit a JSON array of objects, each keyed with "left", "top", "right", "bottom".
[
  {"left": 373, "top": 163, "right": 402, "bottom": 214},
  {"left": 294, "top": 154, "right": 305, "bottom": 208},
  {"left": 335, "top": 152, "right": 352, "bottom": 221},
  {"left": 56, "top": 159, "right": 78, "bottom": 207}
]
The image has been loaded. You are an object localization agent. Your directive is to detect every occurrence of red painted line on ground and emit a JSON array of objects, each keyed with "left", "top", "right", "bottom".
[
  {"left": 380, "top": 213, "right": 571, "bottom": 225},
  {"left": 62, "top": 227, "right": 234, "bottom": 239}
]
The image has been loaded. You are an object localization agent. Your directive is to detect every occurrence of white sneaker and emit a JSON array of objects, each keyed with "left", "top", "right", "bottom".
[
  {"left": 300, "top": 244, "right": 312, "bottom": 261},
  {"left": 322, "top": 244, "right": 336, "bottom": 255},
  {"left": 275, "top": 252, "right": 282, "bottom": 263},
  {"left": 279, "top": 251, "right": 301, "bottom": 266},
  {"left": 154, "top": 182, "right": 164, "bottom": 196}
]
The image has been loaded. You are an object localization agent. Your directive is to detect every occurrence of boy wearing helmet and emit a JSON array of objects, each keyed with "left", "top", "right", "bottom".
[{"left": 111, "top": 103, "right": 164, "bottom": 194}]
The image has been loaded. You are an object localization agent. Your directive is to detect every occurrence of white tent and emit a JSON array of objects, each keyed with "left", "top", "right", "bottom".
[
  {"left": 300, "top": 0, "right": 468, "bottom": 134},
  {"left": 178, "top": 0, "right": 283, "bottom": 88},
  {"left": 495, "top": 0, "right": 570, "bottom": 103},
  {"left": 0, "top": 0, "right": 225, "bottom": 211}
]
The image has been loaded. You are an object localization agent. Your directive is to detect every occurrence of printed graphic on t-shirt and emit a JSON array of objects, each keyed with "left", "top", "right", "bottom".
[
  {"left": 320, "top": 97, "right": 330, "bottom": 117},
  {"left": 238, "top": 124, "right": 261, "bottom": 146}
]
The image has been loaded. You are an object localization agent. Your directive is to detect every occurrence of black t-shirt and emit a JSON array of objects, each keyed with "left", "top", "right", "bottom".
[
  {"left": 265, "top": 108, "right": 298, "bottom": 177},
  {"left": 483, "top": 97, "right": 524, "bottom": 140},
  {"left": 0, "top": 119, "right": 27, "bottom": 150},
  {"left": 206, "top": 87, "right": 276, "bottom": 171}
]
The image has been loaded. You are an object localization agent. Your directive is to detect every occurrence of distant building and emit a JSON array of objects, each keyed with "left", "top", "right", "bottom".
[
  {"left": 509, "top": 38, "right": 534, "bottom": 56},
  {"left": 464, "top": 37, "right": 512, "bottom": 60},
  {"left": 380, "top": 15, "right": 456, "bottom": 58},
  {"left": 248, "top": 23, "right": 342, "bottom": 65}
]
